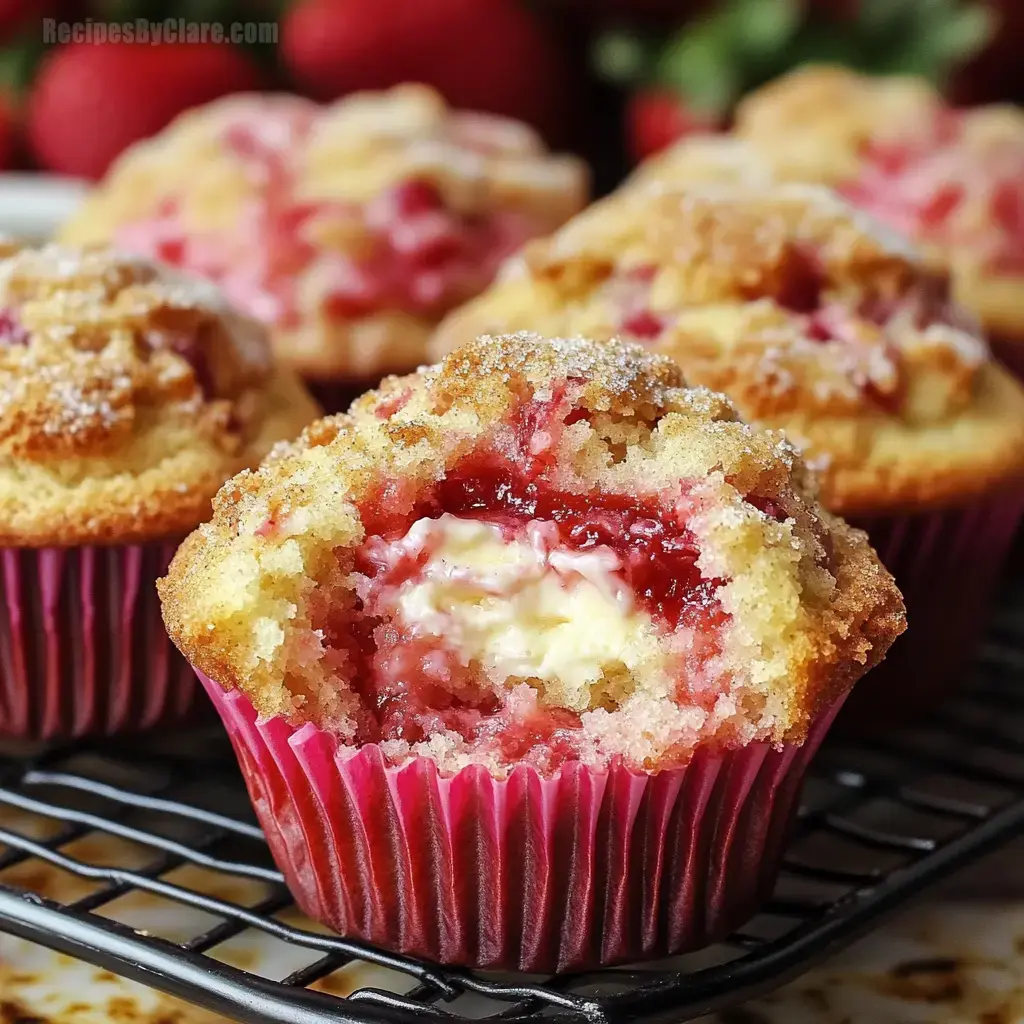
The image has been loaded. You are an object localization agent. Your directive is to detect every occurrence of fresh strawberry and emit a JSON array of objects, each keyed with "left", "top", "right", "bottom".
[
  {"left": 0, "top": 92, "right": 19, "bottom": 170},
  {"left": 626, "top": 89, "right": 719, "bottom": 162},
  {"left": 27, "top": 42, "right": 262, "bottom": 179},
  {"left": 280, "top": 0, "right": 574, "bottom": 141}
]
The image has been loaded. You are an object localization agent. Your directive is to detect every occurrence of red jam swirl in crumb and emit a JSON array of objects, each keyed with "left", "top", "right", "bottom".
[
  {"left": 114, "top": 110, "right": 541, "bottom": 329},
  {"left": 605, "top": 252, "right": 982, "bottom": 415},
  {"left": 315, "top": 395, "right": 734, "bottom": 773},
  {"left": 0, "top": 310, "right": 27, "bottom": 346},
  {"left": 842, "top": 117, "right": 1024, "bottom": 272}
]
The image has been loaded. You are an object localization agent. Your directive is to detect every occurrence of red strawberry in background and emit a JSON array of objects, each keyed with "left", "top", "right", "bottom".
[
  {"left": 27, "top": 41, "right": 262, "bottom": 179},
  {"left": 626, "top": 89, "right": 720, "bottom": 161},
  {"left": 0, "top": 91, "right": 19, "bottom": 170},
  {"left": 280, "top": 0, "right": 575, "bottom": 143}
]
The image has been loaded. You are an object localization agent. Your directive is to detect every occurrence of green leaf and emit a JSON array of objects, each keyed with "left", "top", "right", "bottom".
[
  {"left": 655, "top": 23, "right": 741, "bottom": 115},
  {"left": 592, "top": 30, "right": 653, "bottom": 87},
  {"left": 925, "top": 5, "right": 993, "bottom": 63},
  {"left": 729, "top": 0, "right": 802, "bottom": 58},
  {"left": 780, "top": 23, "right": 867, "bottom": 70},
  {"left": 819, "top": 0, "right": 993, "bottom": 83},
  {"left": 0, "top": 34, "right": 45, "bottom": 94}
]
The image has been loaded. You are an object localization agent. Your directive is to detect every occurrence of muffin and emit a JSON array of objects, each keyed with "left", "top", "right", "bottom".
[
  {"left": 625, "top": 133, "right": 775, "bottom": 194},
  {"left": 0, "top": 243, "right": 319, "bottom": 738},
  {"left": 160, "top": 332, "right": 904, "bottom": 971},
  {"left": 59, "top": 85, "right": 589, "bottom": 411},
  {"left": 433, "top": 185, "right": 1024, "bottom": 721},
  {"left": 638, "top": 67, "right": 1024, "bottom": 375}
]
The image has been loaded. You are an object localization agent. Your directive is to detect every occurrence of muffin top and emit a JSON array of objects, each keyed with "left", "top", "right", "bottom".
[
  {"left": 625, "top": 134, "right": 775, "bottom": 193},
  {"left": 161, "top": 333, "right": 904, "bottom": 777},
  {"left": 59, "top": 85, "right": 589, "bottom": 382},
  {"left": 0, "top": 243, "right": 319, "bottom": 546},
  {"left": 733, "top": 65, "right": 944, "bottom": 185},
  {"left": 434, "top": 186, "right": 1024, "bottom": 515},
  {"left": 730, "top": 66, "right": 1024, "bottom": 337}
]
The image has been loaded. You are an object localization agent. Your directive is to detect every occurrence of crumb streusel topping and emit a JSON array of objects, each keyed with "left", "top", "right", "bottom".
[
  {"left": 160, "top": 333, "right": 904, "bottom": 776},
  {"left": 0, "top": 244, "right": 319, "bottom": 545}
]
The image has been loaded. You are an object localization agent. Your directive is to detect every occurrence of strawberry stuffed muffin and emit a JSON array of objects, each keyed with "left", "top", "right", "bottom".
[
  {"left": 59, "top": 85, "right": 588, "bottom": 411},
  {"left": 638, "top": 67, "right": 1024, "bottom": 376},
  {"left": 160, "top": 332, "right": 903, "bottom": 971},
  {"left": 433, "top": 186, "right": 1024, "bottom": 722},
  {"left": 0, "top": 243, "right": 318, "bottom": 738}
]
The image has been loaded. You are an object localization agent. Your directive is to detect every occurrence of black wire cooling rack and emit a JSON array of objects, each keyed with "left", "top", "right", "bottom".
[{"left": 3, "top": 595, "right": 1024, "bottom": 1024}]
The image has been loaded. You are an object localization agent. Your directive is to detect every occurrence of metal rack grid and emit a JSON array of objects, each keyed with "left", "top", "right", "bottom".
[{"left": 2, "top": 595, "right": 1024, "bottom": 1023}]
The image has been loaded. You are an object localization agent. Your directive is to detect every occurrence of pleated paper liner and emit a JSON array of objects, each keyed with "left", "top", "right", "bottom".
[
  {"left": 202, "top": 677, "right": 843, "bottom": 973},
  {"left": 0, "top": 542, "right": 201, "bottom": 739},
  {"left": 839, "top": 489, "right": 1024, "bottom": 729}
]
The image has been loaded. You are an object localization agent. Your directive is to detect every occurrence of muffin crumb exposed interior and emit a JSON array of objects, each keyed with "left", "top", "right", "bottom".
[{"left": 160, "top": 334, "right": 905, "bottom": 777}]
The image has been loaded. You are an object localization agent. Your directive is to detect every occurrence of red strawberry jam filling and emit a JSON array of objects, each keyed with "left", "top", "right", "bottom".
[
  {"left": 310, "top": 397, "right": 733, "bottom": 772},
  {"left": 605, "top": 264, "right": 669, "bottom": 342},
  {"left": 842, "top": 120, "right": 1024, "bottom": 272}
]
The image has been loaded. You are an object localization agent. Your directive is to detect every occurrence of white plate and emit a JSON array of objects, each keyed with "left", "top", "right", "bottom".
[{"left": 0, "top": 172, "right": 88, "bottom": 238}]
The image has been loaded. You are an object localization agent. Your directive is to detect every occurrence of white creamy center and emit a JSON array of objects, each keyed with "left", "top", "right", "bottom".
[{"left": 378, "top": 514, "right": 671, "bottom": 712}]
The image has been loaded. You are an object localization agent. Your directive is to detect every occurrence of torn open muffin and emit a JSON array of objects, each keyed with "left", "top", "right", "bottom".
[
  {"left": 160, "top": 332, "right": 903, "bottom": 969},
  {"left": 162, "top": 332, "right": 903, "bottom": 776}
]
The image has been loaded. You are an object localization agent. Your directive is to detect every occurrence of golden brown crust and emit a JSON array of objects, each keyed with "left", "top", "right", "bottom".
[
  {"left": 60, "top": 86, "right": 589, "bottom": 383},
  {"left": 0, "top": 244, "right": 320, "bottom": 545},
  {"left": 433, "top": 185, "right": 1024, "bottom": 514},
  {"left": 160, "top": 332, "right": 904, "bottom": 764}
]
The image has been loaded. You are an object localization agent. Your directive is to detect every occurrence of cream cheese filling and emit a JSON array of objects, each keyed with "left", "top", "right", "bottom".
[{"left": 374, "top": 513, "right": 672, "bottom": 713}]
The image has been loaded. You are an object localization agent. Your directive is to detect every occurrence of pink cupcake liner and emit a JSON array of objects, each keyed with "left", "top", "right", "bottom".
[
  {"left": 201, "top": 675, "right": 843, "bottom": 972},
  {"left": 841, "top": 490, "right": 1024, "bottom": 726},
  {"left": 0, "top": 543, "right": 201, "bottom": 739}
]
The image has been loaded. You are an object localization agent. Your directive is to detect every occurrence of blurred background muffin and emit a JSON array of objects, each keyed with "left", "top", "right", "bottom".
[
  {"left": 59, "top": 86, "right": 588, "bottom": 410},
  {"left": 0, "top": 242, "right": 318, "bottom": 738}
]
